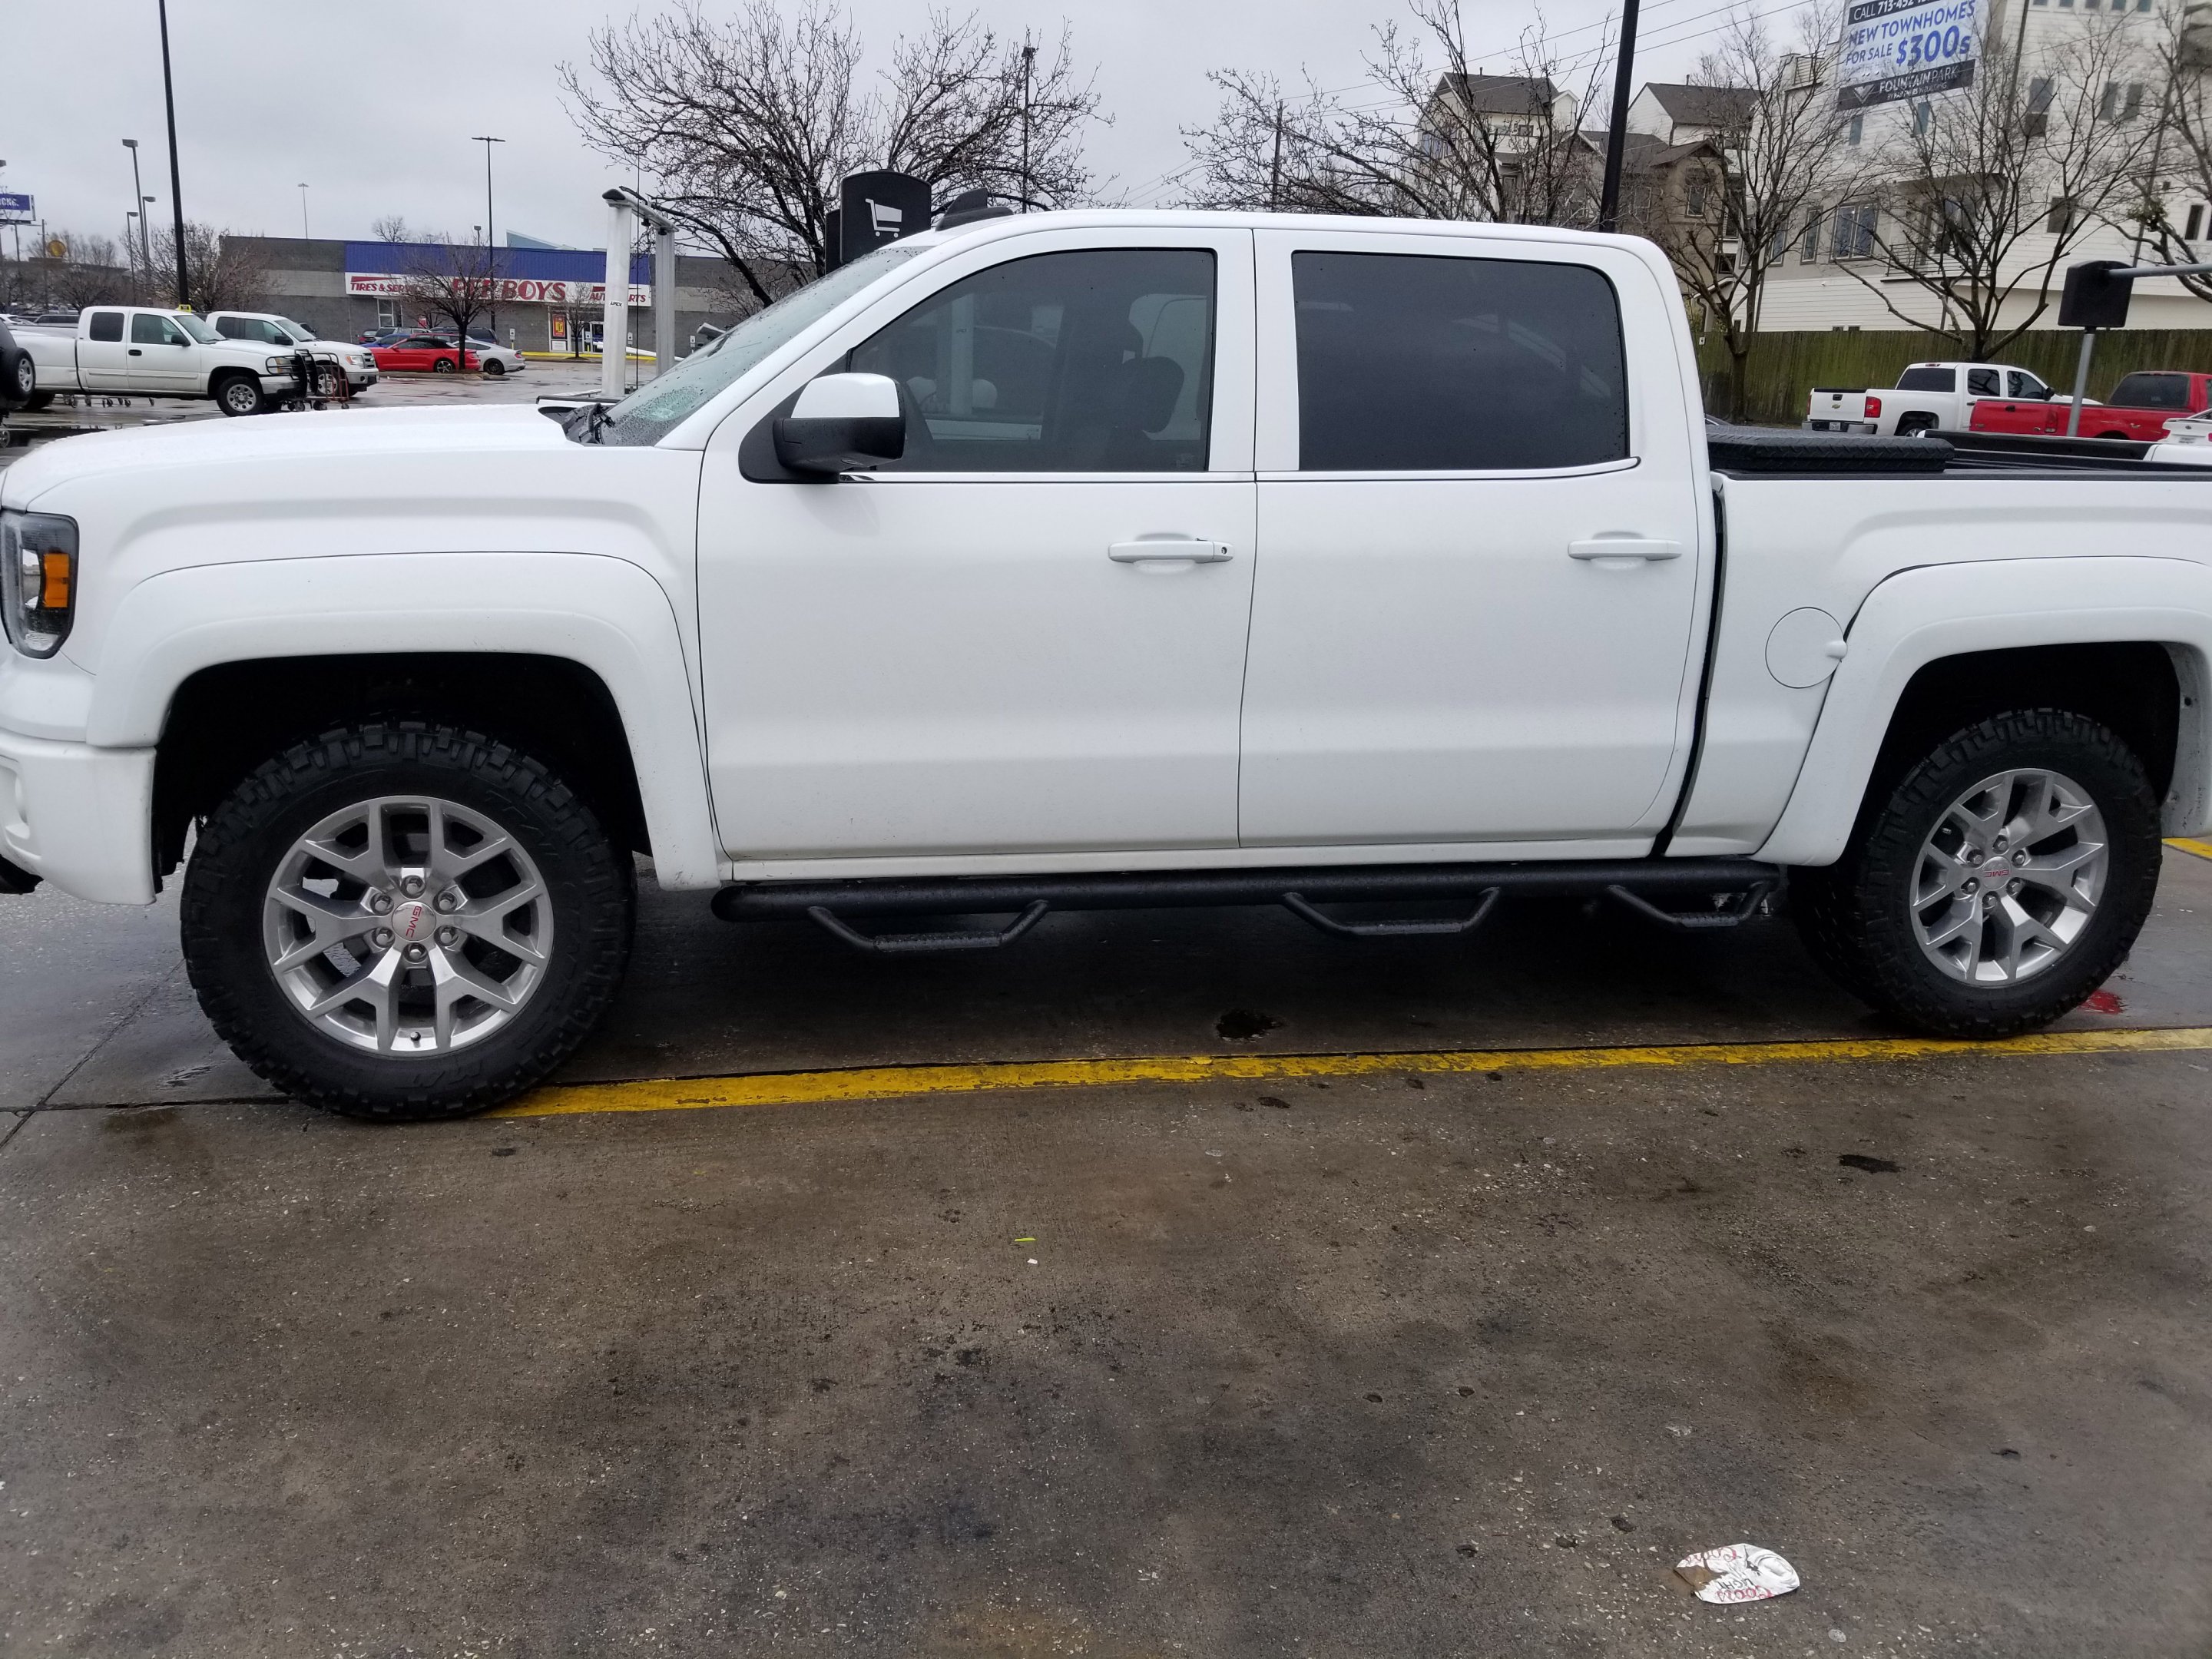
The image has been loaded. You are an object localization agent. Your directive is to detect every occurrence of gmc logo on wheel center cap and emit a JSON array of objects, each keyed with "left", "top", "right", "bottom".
[{"left": 395, "top": 901, "right": 431, "bottom": 941}]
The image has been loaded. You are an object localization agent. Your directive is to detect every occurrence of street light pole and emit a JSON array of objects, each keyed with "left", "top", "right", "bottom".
[
  {"left": 122, "top": 139, "right": 151, "bottom": 294},
  {"left": 1597, "top": 0, "right": 1643, "bottom": 233},
  {"left": 472, "top": 136, "right": 505, "bottom": 334},
  {"left": 157, "top": 0, "right": 190, "bottom": 308},
  {"left": 298, "top": 183, "right": 310, "bottom": 240}
]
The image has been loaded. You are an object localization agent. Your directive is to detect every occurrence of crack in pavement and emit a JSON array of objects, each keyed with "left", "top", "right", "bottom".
[{"left": 32, "top": 960, "right": 189, "bottom": 1113}]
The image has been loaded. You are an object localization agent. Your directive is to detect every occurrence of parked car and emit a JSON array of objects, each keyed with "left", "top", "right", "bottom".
[
  {"left": 459, "top": 338, "right": 525, "bottom": 377},
  {"left": 1, "top": 317, "right": 33, "bottom": 415},
  {"left": 357, "top": 327, "right": 416, "bottom": 348},
  {"left": 1806, "top": 362, "right": 2058, "bottom": 436},
  {"left": 367, "top": 333, "right": 480, "bottom": 374},
  {"left": 208, "top": 312, "right": 379, "bottom": 394},
  {"left": 12, "top": 306, "right": 296, "bottom": 415},
  {"left": 1970, "top": 369, "right": 2212, "bottom": 442},
  {"left": 4, "top": 210, "right": 2209, "bottom": 1119}
]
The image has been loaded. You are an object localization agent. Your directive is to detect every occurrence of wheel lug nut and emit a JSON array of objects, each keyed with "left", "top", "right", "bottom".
[
  {"left": 1962, "top": 877, "right": 1978, "bottom": 892},
  {"left": 2012, "top": 850, "right": 2028, "bottom": 866},
  {"left": 435, "top": 926, "right": 460, "bottom": 948},
  {"left": 1982, "top": 893, "right": 1996, "bottom": 911},
  {"left": 435, "top": 889, "right": 460, "bottom": 912},
  {"left": 400, "top": 875, "right": 426, "bottom": 897},
  {"left": 369, "top": 892, "right": 394, "bottom": 915},
  {"left": 372, "top": 927, "right": 395, "bottom": 949},
  {"left": 404, "top": 943, "right": 428, "bottom": 962},
  {"left": 2007, "top": 879, "right": 2022, "bottom": 896}
]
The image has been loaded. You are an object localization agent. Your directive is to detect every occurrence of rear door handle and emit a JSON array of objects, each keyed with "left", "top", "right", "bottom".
[
  {"left": 1569, "top": 538, "right": 1681, "bottom": 562},
  {"left": 1109, "top": 539, "right": 1233, "bottom": 564}
]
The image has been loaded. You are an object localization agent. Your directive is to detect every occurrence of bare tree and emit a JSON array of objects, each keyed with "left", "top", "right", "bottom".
[
  {"left": 1181, "top": 0, "right": 1607, "bottom": 226},
  {"left": 561, "top": 2, "right": 1103, "bottom": 305},
  {"left": 149, "top": 224, "right": 272, "bottom": 314},
  {"left": 38, "top": 234, "right": 136, "bottom": 310},
  {"left": 1624, "top": 5, "right": 1863, "bottom": 419},
  {"left": 396, "top": 237, "right": 497, "bottom": 349},
  {"left": 1838, "top": 22, "right": 2158, "bottom": 358},
  {"left": 370, "top": 214, "right": 416, "bottom": 245},
  {"left": 2120, "top": 7, "right": 2212, "bottom": 300}
]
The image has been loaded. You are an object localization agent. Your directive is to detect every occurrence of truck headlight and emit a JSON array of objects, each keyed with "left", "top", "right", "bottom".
[
  {"left": 0, "top": 511, "right": 78, "bottom": 659},
  {"left": 265, "top": 356, "right": 290, "bottom": 373}
]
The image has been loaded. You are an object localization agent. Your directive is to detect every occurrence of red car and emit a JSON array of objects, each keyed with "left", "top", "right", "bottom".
[
  {"left": 1971, "top": 369, "right": 2212, "bottom": 441},
  {"left": 367, "top": 333, "right": 480, "bottom": 374}
]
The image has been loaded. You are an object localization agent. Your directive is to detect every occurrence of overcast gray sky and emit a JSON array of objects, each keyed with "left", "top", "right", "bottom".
[{"left": 3, "top": 0, "right": 1806, "bottom": 254}]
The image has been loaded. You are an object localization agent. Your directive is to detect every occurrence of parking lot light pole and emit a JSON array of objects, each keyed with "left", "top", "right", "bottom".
[
  {"left": 473, "top": 137, "right": 505, "bottom": 336},
  {"left": 122, "top": 141, "right": 148, "bottom": 281},
  {"left": 157, "top": 0, "right": 190, "bottom": 308},
  {"left": 1597, "top": 0, "right": 1642, "bottom": 232}
]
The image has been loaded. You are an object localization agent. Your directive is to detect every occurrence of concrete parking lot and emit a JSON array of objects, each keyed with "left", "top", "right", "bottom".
[{"left": 2, "top": 824, "right": 2210, "bottom": 1657}]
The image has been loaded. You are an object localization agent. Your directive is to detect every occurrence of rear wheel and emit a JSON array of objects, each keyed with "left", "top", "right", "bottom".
[
  {"left": 432, "top": 357, "right": 457, "bottom": 374},
  {"left": 1793, "top": 709, "right": 2162, "bottom": 1037},
  {"left": 1895, "top": 412, "right": 1938, "bottom": 438},
  {"left": 9, "top": 353, "right": 33, "bottom": 404},
  {"left": 214, "top": 373, "right": 265, "bottom": 416},
  {"left": 181, "top": 721, "right": 634, "bottom": 1120},
  {"left": 482, "top": 358, "right": 506, "bottom": 377}
]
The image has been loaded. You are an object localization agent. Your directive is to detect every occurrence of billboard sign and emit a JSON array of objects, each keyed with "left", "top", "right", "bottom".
[
  {"left": 1839, "top": 0, "right": 1979, "bottom": 111},
  {"left": 0, "top": 191, "right": 32, "bottom": 224}
]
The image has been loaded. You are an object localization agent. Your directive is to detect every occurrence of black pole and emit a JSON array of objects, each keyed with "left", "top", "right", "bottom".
[
  {"left": 157, "top": 0, "right": 189, "bottom": 306},
  {"left": 1597, "top": 0, "right": 1642, "bottom": 232}
]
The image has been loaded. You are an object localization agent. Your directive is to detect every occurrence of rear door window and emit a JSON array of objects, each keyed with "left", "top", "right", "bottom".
[
  {"left": 1965, "top": 368, "right": 1999, "bottom": 396},
  {"left": 1896, "top": 366, "right": 1956, "bottom": 392},
  {"left": 1290, "top": 250, "right": 1627, "bottom": 471},
  {"left": 2112, "top": 373, "right": 2189, "bottom": 409},
  {"left": 86, "top": 311, "right": 124, "bottom": 343}
]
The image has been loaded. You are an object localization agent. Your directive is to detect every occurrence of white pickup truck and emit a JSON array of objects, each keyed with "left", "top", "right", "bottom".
[
  {"left": 17, "top": 306, "right": 300, "bottom": 416},
  {"left": 3, "top": 210, "right": 2207, "bottom": 1119},
  {"left": 1806, "top": 360, "right": 2059, "bottom": 437}
]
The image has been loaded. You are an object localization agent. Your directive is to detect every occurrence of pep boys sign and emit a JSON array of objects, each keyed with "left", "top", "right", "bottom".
[{"left": 346, "top": 273, "right": 652, "bottom": 305}]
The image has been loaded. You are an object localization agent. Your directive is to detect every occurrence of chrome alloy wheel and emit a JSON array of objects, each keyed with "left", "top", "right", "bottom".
[
  {"left": 1909, "top": 767, "right": 2108, "bottom": 986},
  {"left": 262, "top": 795, "right": 552, "bottom": 1055}
]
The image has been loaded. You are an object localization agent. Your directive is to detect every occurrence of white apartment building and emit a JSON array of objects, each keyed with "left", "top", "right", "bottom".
[{"left": 1759, "top": 0, "right": 2212, "bottom": 331}]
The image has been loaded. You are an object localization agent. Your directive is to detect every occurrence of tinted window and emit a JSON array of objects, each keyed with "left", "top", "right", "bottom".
[
  {"left": 87, "top": 311, "right": 124, "bottom": 343},
  {"left": 2007, "top": 372, "right": 2048, "bottom": 399},
  {"left": 215, "top": 317, "right": 246, "bottom": 339},
  {"left": 131, "top": 313, "right": 183, "bottom": 346},
  {"left": 2112, "top": 373, "right": 2189, "bottom": 409},
  {"left": 1896, "top": 366, "right": 1955, "bottom": 392},
  {"left": 1965, "top": 368, "right": 1999, "bottom": 396},
  {"left": 849, "top": 248, "right": 1214, "bottom": 473},
  {"left": 1291, "top": 251, "right": 1627, "bottom": 472}
]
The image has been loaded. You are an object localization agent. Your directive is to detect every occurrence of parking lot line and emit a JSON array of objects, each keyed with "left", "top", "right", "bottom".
[
  {"left": 2170, "top": 836, "right": 2212, "bottom": 861},
  {"left": 492, "top": 1024, "right": 2212, "bottom": 1121}
]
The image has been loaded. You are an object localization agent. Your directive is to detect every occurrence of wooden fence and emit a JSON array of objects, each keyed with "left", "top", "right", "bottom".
[{"left": 1694, "top": 327, "right": 2212, "bottom": 425}]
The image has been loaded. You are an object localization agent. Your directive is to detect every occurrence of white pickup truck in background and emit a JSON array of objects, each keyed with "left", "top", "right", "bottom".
[
  {"left": 1807, "top": 360, "right": 2059, "bottom": 436},
  {"left": 3, "top": 210, "right": 2207, "bottom": 1119},
  {"left": 208, "top": 312, "right": 379, "bottom": 396},
  {"left": 16, "top": 306, "right": 300, "bottom": 416}
]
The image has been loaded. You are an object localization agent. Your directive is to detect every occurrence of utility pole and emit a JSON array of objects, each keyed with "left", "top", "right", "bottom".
[
  {"left": 1269, "top": 101, "right": 1285, "bottom": 209},
  {"left": 1019, "top": 38, "right": 1035, "bottom": 210},
  {"left": 472, "top": 136, "right": 505, "bottom": 333},
  {"left": 1597, "top": 0, "right": 1642, "bottom": 232},
  {"left": 157, "top": 0, "right": 190, "bottom": 308},
  {"left": 298, "top": 182, "right": 310, "bottom": 240}
]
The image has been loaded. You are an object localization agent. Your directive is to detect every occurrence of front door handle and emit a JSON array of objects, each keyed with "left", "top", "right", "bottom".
[
  {"left": 128, "top": 348, "right": 144, "bottom": 356},
  {"left": 1569, "top": 537, "right": 1681, "bottom": 563},
  {"left": 1109, "top": 539, "right": 1233, "bottom": 564}
]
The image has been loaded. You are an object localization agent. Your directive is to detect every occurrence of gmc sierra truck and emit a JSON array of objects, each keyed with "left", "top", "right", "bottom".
[{"left": 3, "top": 210, "right": 2207, "bottom": 1119}]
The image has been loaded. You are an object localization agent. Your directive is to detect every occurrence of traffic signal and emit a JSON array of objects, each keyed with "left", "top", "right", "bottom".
[{"left": 2058, "top": 260, "right": 2133, "bottom": 329}]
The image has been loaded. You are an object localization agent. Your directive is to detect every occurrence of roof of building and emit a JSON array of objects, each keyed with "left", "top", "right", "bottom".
[
  {"left": 1435, "top": 72, "right": 1564, "bottom": 117},
  {"left": 1641, "top": 82, "right": 1759, "bottom": 130}
]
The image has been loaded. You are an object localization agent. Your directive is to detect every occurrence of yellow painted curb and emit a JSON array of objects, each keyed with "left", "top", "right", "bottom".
[
  {"left": 2170, "top": 836, "right": 2212, "bottom": 861},
  {"left": 491, "top": 1025, "right": 2212, "bottom": 1121}
]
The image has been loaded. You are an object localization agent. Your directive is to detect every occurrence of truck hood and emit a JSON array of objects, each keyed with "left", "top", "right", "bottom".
[{"left": 1, "top": 403, "right": 571, "bottom": 510}]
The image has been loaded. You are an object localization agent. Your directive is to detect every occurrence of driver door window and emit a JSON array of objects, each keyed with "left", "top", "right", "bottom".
[{"left": 846, "top": 248, "right": 1214, "bottom": 472}]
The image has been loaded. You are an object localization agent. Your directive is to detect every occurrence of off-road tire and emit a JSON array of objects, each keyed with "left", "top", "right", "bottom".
[
  {"left": 1793, "top": 709, "right": 2162, "bottom": 1037},
  {"left": 181, "top": 720, "right": 634, "bottom": 1120}
]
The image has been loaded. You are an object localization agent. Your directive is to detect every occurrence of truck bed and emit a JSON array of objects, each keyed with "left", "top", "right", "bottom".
[{"left": 1711, "top": 424, "right": 2212, "bottom": 479}]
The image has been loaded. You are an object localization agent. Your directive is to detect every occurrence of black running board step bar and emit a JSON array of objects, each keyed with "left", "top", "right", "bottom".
[
  {"left": 715, "top": 858, "right": 1778, "bottom": 929},
  {"left": 805, "top": 899, "right": 1050, "bottom": 954},
  {"left": 1281, "top": 886, "right": 1501, "bottom": 939},
  {"left": 1605, "top": 879, "right": 1774, "bottom": 931}
]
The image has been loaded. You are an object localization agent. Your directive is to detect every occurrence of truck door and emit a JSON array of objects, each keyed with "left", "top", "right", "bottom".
[
  {"left": 1237, "top": 229, "right": 1707, "bottom": 851},
  {"left": 128, "top": 311, "right": 198, "bottom": 392},
  {"left": 695, "top": 227, "right": 1257, "bottom": 859},
  {"left": 78, "top": 310, "right": 131, "bottom": 388}
]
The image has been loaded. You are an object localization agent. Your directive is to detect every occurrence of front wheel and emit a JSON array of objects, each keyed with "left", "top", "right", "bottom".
[
  {"left": 181, "top": 721, "right": 634, "bottom": 1120},
  {"left": 9, "top": 353, "right": 33, "bottom": 404},
  {"left": 1793, "top": 709, "right": 2163, "bottom": 1037},
  {"left": 214, "top": 374, "right": 266, "bottom": 416}
]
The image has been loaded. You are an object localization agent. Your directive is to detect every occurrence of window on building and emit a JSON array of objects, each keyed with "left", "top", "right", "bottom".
[
  {"left": 2187, "top": 203, "right": 2205, "bottom": 240},
  {"left": 1912, "top": 101, "right": 1932, "bottom": 134},
  {"left": 1801, "top": 205, "right": 1824, "bottom": 260},
  {"left": 1288, "top": 250, "right": 1628, "bottom": 472},
  {"left": 377, "top": 299, "right": 398, "bottom": 329},
  {"left": 1687, "top": 177, "right": 1708, "bottom": 217},
  {"left": 2122, "top": 83, "right": 2145, "bottom": 121},
  {"left": 1831, "top": 203, "right": 1879, "bottom": 259},
  {"left": 2048, "top": 197, "right": 2078, "bottom": 233},
  {"left": 1848, "top": 114, "right": 1864, "bottom": 145}
]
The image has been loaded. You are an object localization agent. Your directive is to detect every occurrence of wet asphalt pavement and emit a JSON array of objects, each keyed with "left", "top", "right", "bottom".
[{"left": 2, "top": 375, "right": 2210, "bottom": 1655}]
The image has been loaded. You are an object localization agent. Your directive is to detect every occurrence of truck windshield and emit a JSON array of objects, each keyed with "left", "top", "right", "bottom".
[
  {"left": 173, "top": 313, "right": 221, "bottom": 344},
  {"left": 578, "top": 243, "right": 922, "bottom": 447},
  {"left": 277, "top": 317, "right": 317, "bottom": 341}
]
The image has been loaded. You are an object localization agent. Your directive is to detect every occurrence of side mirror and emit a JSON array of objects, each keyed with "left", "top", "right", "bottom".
[{"left": 773, "top": 372, "right": 905, "bottom": 476}]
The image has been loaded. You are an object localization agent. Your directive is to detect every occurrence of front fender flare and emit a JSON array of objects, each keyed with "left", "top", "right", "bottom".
[
  {"left": 88, "top": 551, "right": 723, "bottom": 888},
  {"left": 1755, "top": 555, "right": 2212, "bottom": 866}
]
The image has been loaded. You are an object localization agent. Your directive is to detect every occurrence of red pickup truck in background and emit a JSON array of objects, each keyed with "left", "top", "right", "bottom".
[{"left": 1970, "top": 369, "right": 2212, "bottom": 440}]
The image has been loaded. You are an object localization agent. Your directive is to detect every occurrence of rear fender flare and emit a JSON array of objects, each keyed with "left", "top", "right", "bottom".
[{"left": 1755, "top": 555, "right": 2212, "bottom": 866}]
